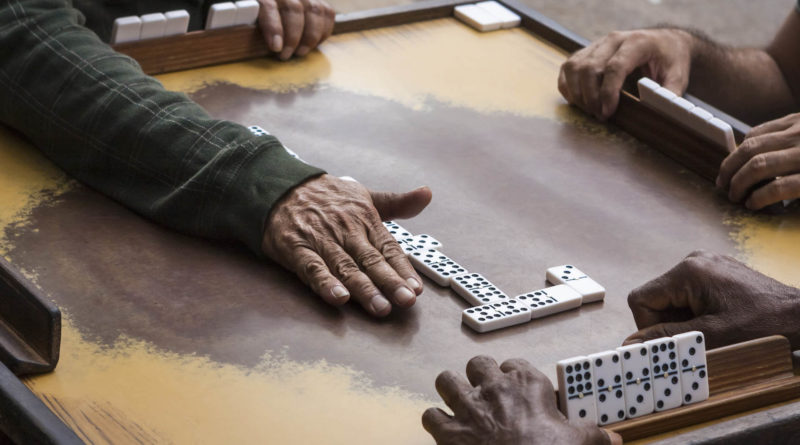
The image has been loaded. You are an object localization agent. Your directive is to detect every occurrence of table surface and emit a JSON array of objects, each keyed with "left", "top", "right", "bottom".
[{"left": 1, "top": 17, "right": 800, "bottom": 444}]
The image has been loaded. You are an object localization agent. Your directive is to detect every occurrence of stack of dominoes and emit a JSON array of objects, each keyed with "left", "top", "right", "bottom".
[
  {"left": 637, "top": 77, "right": 735, "bottom": 152},
  {"left": 454, "top": 1, "right": 521, "bottom": 32},
  {"left": 384, "top": 221, "right": 605, "bottom": 333},
  {"left": 557, "top": 331, "right": 709, "bottom": 426},
  {"left": 111, "top": 0, "right": 260, "bottom": 44}
]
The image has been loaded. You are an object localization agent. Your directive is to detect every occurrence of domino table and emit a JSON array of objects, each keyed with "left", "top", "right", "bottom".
[{"left": 2, "top": 1, "right": 800, "bottom": 443}]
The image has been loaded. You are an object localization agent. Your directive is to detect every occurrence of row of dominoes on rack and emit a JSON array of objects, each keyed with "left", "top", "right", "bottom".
[
  {"left": 557, "top": 331, "right": 709, "bottom": 427},
  {"left": 637, "top": 77, "right": 736, "bottom": 152},
  {"left": 453, "top": 1, "right": 521, "bottom": 32},
  {"left": 111, "top": 0, "right": 260, "bottom": 44},
  {"left": 382, "top": 220, "right": 605, "bottom": 333}
]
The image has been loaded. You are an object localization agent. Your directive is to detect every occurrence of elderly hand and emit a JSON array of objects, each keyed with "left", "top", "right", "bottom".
[
  {"left": 624, "top": 250, "right": 800, "bottom": 349},
  {"left": 262, "top": 174, "right": 432, "bottom": 317},
  {"left": 256, "top": 0, "right": 335, "bottom": 60},
  {"left": 423, "top": 356, "right": 620, "bottom": 445},
  {"left": 558, "top": 28, "right": 693, "bottom": 120},
  {"left": 716, "top": 113, "right": 800, "bottom": 210}
]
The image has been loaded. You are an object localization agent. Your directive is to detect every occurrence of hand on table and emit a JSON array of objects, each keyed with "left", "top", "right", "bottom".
[
  {"left": 558, "top": 29, "right": 693, "bottom": 121},
  {"left": 262, "top": 174, "right": 432, "bottom": 317},
  {"left": 256, "top": 0, "right": 335, "bottom": 60},
  {"left": 624, "top": 250, "right": 800, "bottom": 349},
  {"left": 716, "top": 113, "right": 800, "bottom": 210},
  {"left": 422, "top": 356, "right": 620, "bottom": 445}
]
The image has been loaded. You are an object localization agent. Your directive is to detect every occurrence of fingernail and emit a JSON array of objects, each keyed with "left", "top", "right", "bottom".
[
  {"left": 272, "top": 34, "right": 283, "bottom": 52},
  {"left": 295, "top": 45, "right": 310, "bottom": 57},
  {"left": 370, "top": 295, "right": 391, "bottom": 315},
  {"left": 331, "top": 285, "right": 349, "bottom": 301},
  {"left": 407, "top": 277, "right": 421, "bottom": 292},
  {"left": 394, "top": 286, "right": 416, "bottom": 306},
  {"left": 280, "top": 47, "right": 294, "bottom": 60}
]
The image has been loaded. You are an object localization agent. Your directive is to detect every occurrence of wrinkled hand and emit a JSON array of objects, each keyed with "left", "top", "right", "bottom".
[
  {"left": 263, "top": 174, "right": 432, "bottom": 317},
  {"left": 716, "top": 113, "right": 800, "bottom": 210},
  {"left": 558, "top": 28, "right": 693, "bottom": 120},
  {"left": 624, "top": 250, "right": 800, "bottom": 349},
  {"left": 256, "top": 0, "right": 335, "bottom": 60},
  {"left": 422, "top": 356, "right": 619, "bottom": 445}
]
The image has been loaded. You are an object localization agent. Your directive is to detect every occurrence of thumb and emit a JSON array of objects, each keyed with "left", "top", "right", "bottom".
[
  {"left": 622, "top": 315, "right": 718, "bottom": 345},
  {"left": 371, "top": 186, "right": 432, "bottom": 220}
]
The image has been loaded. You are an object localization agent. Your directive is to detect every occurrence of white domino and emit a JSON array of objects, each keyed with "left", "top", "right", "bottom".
[
  {"left": 686, "top": 106, "right": 714, "bottom": 136},
  {"left": 452, "top": 273, "right": 508, "bottom": 306},
  {"left": 616, "top": 343, "right": 655, "bottom": 419},
  {"left": 546, "top": 265, "right": 605, "bottom": 303},
  {"left": 588, "top": 350, "right": 627, "bottom": 426},
  {"left": 666, "top": 96, "right": 696, "bottom": 128},
  {"left": 462, "top": 299, "right": 530, "bottom": 332},
  {"left": 383, "top": 221, "right": 414, "bottom": 243},
  {"left": 409, "top": 250, "right": 466, "bottom": 286},
  {"left": 111, "top": 16, "right": 142, "bottom": 44},
  {"left": 515, "top": 284, "right": 581, "bottom": 319},
  {"left": 708, "top": 117, "right": 736, "bottom": 152},
  {"left": 206, "top": 2, "right": 238, "bottom": 29},
  {"left": 644, "top": 337, "right": 682, "bottom": 412},
  {"left": 454, "top": 5, "right": 503, "bottom": 32},
  {"left": 475, "top": 1, "right": 520, "bottom": 28},
  {"left": 557, "top": 356, "right": 598, "bottom": 425},
  {"left": 139, "top": 13, "right": 166, "bottom": 40},
  {"left": 164, "top": 10, "right": 190, "bottom": 37},
  {"left": 637, "top": 77, "right": 661, "bottom": 103},
  {"left": 405, "top": 234, "right": 443, "bottom": 251},
  {"left": 673, "top": 331, "right": 709, "bottom": 405},
  {"left": 248, "top": 125, "right": 270, "bottom": 136},
  {"left": 234, "top": 0, "right": 260, "bottom": 25}
]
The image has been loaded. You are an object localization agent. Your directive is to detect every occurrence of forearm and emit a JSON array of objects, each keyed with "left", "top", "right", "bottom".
[
  {"left": 0, "top": 0, "right": 323, "bottom": 255},
  {"left": 680, "top": 29, "right": 795, "bottom": 125}
]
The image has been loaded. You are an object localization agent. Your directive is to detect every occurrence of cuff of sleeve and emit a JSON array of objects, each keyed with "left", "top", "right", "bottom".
[{"left": 220, "top": 139, "right": 325, "bottom": 257}]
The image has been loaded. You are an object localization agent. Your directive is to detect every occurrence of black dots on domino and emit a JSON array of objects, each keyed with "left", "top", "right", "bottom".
[
  {"left": 600, "top": 414, "right": 608, "bottom": 423},
  {"left": 579, "top": 409, "right": 586, "bottom": 418}
]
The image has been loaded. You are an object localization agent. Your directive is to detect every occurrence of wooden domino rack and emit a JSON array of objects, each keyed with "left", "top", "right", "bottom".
[{"left": 600, "top": 335, "right": 800, "bottom": 441}]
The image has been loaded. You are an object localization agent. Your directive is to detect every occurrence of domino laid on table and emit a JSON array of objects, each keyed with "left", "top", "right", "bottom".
[
  {"left": 462, "top": 299, "right": 530, "bottom": 332},
  {"left": 452, "top": 273, "right": 509, "bottom": 306},
  {"left": 514, "top": 284, "right": 581, "bottom": 319},
  {"left": 546, "top": 265, "right": 605, "bottom": 303},
  {"left": 409, "top": 249, "right": 467, "bottom": 286}
]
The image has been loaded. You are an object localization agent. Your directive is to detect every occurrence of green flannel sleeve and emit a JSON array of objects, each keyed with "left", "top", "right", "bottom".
[{"left": 0, "top": 0, "right": 325, "bottom": 256}]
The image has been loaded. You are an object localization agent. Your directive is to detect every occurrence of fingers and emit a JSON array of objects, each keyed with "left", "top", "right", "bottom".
[
  {"left": 434, "top": 370, "right": 474, "bottom": 417},
  {"left": 728, "top": 148, "right": 800, "bottom": 205},
  {"left": 371, "top": 186, "right": 432, "bottom": 221},
  {"left": 465, "top": 355, "right": 503, "bottom": 387},
  {"left": 421, "top": 407, "right": 456, "bottom": 436},
  {"left": 605, "top": 430, "right": 624, "bottom": 445},
  {"left": 370, "top": 225, "right": 424, "bottom": 297},
  {"left": 716, "top": 131, "right": 789, "bottom": 190},
  {"left": 746, "top": 174, "right": 800, "bottom": 209},
  {"left": 290, "top": 246, "right": 351, "bottom": 306},
  {"left": 623, "top": 315, "right": 717, "bottom": 344},
  {"left": 597, "top": 38, "right": 649, "bottom": 119},
  {"left": 746, "top": 113, "right": 796, "bottom": 140},
  {"left": 295, "top": 0, "right": 334, "bottom": 57},
  {"left": 277, "top": 0, "right": 305, "bottom": 60},
  {"left": 257, "top": 0, "right": 284, "bottom": 52}
]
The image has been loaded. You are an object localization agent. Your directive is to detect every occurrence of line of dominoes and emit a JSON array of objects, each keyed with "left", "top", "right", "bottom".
[
  {"left": 111, "top": 0, "right": 259, "bottom": 44},
  {"left": 454, "top": 1, "right": 520, "bottom": 32},
  {"left": 637, "top": 77, "right": 736, "bottom": 152},
  {"left": 383, "top": 221, "right": 605, "bottom": 333},
  {"left": 557, "top": 331, "right": 709, "bottom": 427}
]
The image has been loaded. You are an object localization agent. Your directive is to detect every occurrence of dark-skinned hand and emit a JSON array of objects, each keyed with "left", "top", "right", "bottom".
[
  {"left": 422, "top": 356, "right": 621, "bottom": 445},
  {"left": 717, "top": 113, "right": 800, "bottom": 210},
  {"left": 256, "top": 0, "right": 335, "bottom": 60},
  {"left": 262, "top": 174, "right": 432, "bottom": 317},
  {"left": 624, "top": 250, "right": 800, "bottom": 349}
]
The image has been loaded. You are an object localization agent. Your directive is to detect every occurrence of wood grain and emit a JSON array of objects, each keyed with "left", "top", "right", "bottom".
[{"left": 606, "top": 336, "right": 800, "bottom": 441}]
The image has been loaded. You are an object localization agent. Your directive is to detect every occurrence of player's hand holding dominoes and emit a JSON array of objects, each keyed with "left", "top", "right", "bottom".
[
  {"left": 255, "top": 0, "right": 335, "bottom": 60},
  {"left": 423, "top": 356, "right": 620, "bottom": 445},
  {"left": 558, "top": 28, "right": 692, "bottom": 120},
  {"left": 716, "top": 112, "right": 800, "bottom": 210},
  {"left": 262, "top": 174, "right": 432, "bottom": 317},
  {"left": 624, "top": 250, "right": 800, "bottom": 349}
]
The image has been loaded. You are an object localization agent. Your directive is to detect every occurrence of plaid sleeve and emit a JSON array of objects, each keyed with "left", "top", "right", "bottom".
[{"left": 0, "top": 0, "right": 324, "bottom": 256}]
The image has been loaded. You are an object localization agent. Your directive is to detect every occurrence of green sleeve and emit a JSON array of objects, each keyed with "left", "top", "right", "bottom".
[{"left": 0, "top": 0, "right": 325, "bottom": 256}]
